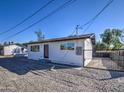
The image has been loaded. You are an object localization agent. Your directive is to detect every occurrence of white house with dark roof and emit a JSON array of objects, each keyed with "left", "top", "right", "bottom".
[
  {"left": 0, "top": 44, "right": 27, "bottom": 56},
  {"left": 27, "top": 33, "right": 95, "bottom": 66}
]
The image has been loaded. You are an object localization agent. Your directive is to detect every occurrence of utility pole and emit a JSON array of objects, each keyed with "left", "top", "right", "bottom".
[
  {"left": 75, "top": 25, "right": 82, "bottom": 35},
  {"left": 75, "top": 25, "right": 79, "bottom": 35}
]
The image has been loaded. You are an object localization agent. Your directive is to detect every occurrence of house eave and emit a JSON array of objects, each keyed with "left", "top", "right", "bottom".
[{"left": 27, "top": 33, "right": 95, "bottom": 45}]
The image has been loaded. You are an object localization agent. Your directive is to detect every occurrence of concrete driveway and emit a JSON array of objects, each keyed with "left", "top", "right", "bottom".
[
  {"left": 0, "top": 56, "right": 124, "bottom": 92},
  {"left": 86, "top": 57, "right": 124, "bottom": 71}
]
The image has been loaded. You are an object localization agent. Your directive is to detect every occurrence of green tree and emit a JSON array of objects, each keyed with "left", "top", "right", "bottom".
[
  {"left": 95, "top": 41, "right": 107, "bottom": 50},
  {"left": 100, "top": 29, "right": 122, "bottom": 49}
]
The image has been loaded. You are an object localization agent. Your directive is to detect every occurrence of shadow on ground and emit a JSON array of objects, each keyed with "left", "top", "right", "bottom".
[
  {"left": 101, "top": 70, "right": 124, "bottom": 80},
  {"left": 0, "top": 57, "right": 124, "bottom": 80},
  {"left": 0, "top": 57, "right": 77, "bottom": 75},
  {"left": 100, "top": 58, "right": 124, "bottom": 80}
]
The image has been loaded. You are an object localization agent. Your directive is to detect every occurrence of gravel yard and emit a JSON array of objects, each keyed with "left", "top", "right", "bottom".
[{"left": 0, "top": 57, "right": 124, "bottom": 92}]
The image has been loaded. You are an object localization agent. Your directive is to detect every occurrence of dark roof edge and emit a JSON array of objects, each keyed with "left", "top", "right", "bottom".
[
  {"left": 27, "top": 33, "right": 95, "bottom": 45},
  {"left": 3, "top": 43, "right": 26, "bottom": 47}
]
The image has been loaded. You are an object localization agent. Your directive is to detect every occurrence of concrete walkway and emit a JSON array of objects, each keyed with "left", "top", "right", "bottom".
[{"left": 86, "top": 57, "right": 124, "bottom": 71}]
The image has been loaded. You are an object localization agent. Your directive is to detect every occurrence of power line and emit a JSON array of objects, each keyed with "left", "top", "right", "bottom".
[
  {"left": 81, "top": 0, "right": 114, "bottom": 28},
  {"left": 69, "top": 25, "right": 82, "bottom": 36},
  {"left": 82, "top": 20, "right": 94, "bottom": 34},
  {"left": 75, "top": 25, "right": 83, "bottom": 35},
  {"left": 82, "top": 0, "right": 114, "bottom": 33},
  {"left": 71, "top": 0, "right": 114, "bottom": 35},
  {"left": 2, "top": 0, "right": 77, "bottom": 41},
  {"left": 0, "top": 0, "right": 55, "bottom": 35}
]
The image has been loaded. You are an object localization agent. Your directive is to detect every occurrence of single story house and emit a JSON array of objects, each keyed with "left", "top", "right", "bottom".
[
  {"left": 0, "top": 44, "right": 27, "bottom": 56},
  {"left": 27, "top": 33, "right": 95, "bottom": 66}
]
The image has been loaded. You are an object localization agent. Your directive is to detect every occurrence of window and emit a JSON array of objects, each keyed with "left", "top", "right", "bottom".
[
  {"left": 76, "top": 47, "right": 82, "bottom": 55},
  {"left": 30, "top": 45, "right": 40, "bottom": 52},
  {"left": 60, "top": 43, "right": 67, "bottom": 50},
  {"left": 60, "top": 42, "right": 75, "bottom": 50},
  {"left": 68, "top": 43, "right": 75, "bottom": 50}
]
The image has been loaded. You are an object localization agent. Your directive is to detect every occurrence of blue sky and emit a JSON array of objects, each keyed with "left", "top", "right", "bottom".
[{"left": 0, "top": 0, "right": 124, "bottom": 43}]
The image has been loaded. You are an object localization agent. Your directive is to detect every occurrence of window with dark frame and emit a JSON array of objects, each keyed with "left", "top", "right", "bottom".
[
  {"left": 60, "top": 42, "right": 75, "bottom": 50},
  {"left": 30, "top": 45, "right": 40, "bottom": 52}
]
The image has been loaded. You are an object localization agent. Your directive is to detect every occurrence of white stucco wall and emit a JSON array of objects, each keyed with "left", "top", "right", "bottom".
[
  {"left": 49, "top": 40, "right": 84, "bottom": 66},
  {"left": 84, "top": 38, "right": 93, "bottom": 66},
  {"left": 27, "top": 38, "right": 93, "bottom": 66},
  {"left": 28, "top": 44, "right": 44, "bottom": 60},
  {"left": 3, "top": 45, "right": 23, "bottom": 56}
]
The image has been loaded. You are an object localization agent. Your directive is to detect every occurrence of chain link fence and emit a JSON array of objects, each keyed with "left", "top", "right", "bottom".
[{"left": 85, "top": 49, "right": 124, "bottom": 71}]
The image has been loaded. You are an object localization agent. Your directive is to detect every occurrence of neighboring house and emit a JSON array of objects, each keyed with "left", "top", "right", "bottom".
[
  {"left": 1, "top": 44, "right": 27, "bottom": 56},
  {"left": 27, "top": 33, "right": 95, "bottom": 66}
]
